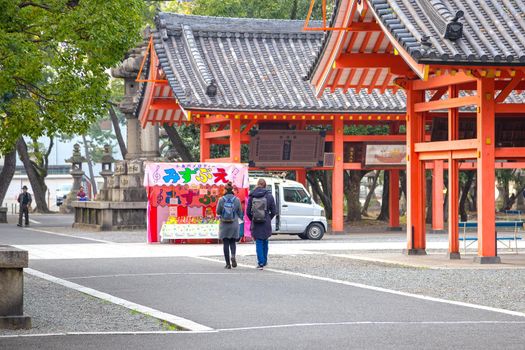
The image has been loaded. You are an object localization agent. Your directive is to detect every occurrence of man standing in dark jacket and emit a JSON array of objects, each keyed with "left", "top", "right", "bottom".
[
  {"left": 17, "top": 185, "right": 32, "bottom": 227},
  {"left": 247, "top": 178, "right": 276, "bottom": 270}
]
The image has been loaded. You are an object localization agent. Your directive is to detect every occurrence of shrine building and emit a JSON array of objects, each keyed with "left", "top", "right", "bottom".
[
  {"left": 307, "top": 0, "right": 525, "bottom": 263},
  {"left": 136, "top": 13, "right": 409, "bottom": 236}
]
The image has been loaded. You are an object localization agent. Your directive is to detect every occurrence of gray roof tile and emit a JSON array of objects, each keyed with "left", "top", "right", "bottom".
[
  {"left": 153, "top": 13, "right": 406, "bottom": 113},
  {"left": 369, "top": 0, "right": 525, "bottom": 65}
]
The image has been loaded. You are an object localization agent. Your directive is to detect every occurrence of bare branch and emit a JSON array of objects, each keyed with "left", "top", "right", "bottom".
[{"left": 19, "top": 1, "right": 51, "bottom": 10}]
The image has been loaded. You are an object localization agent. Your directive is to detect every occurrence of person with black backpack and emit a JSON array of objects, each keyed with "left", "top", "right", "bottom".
[
  {"left": 216, "top": 181, "right": 243, "bottom": 269},
  {"left": 247, "top": 178, "right": 276, "bottom": 270},
  {"left": 17, "top": 185, "right": 32, "bottom": 227}
]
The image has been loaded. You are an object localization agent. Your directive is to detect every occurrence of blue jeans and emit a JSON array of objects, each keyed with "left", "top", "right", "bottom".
[{"left": 255, "top": 239, "right": 269, "bottom": 266}]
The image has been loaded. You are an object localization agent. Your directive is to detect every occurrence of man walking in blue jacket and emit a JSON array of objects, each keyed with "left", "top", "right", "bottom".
[{"left": 247, "top": 179, "right": 277, "bottom": 270}]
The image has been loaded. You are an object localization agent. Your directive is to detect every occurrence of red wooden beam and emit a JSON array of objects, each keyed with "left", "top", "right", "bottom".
[
  {"left": 211, "top": 135, "right": 250, "bottom": 144},
  {"left": 204, "top": 157, "right": 230, "bottom": 163},
  {"left": 495, "top": 103, "right": 525, "bottom": 114},
  {"left": 495, "top": 147, "right": 525, "bottom": 159},
  {"left": 495, "top": 71, "right": 524, "bottom": 103},
  {"left": 418, "top": 149, "right": 478, "bottom": 161},
  {"left": 429, "top": 87, "right": 447, "bottom": 102},
  {"left": 335, "top": 53, "right": 407, "bottom": 69},
  {"left": 148, "top": 99, "right": 180, "bottom": 110},
  {"left": 343, "top": 163, "right": 363, "bottom": 170},
  {"left": 204, "top": 130, "right": 231, "bottom": 139},
  {"left": 412, "top": 71, "right": 476, "bottom": 90},
  {"left": 414, "top": 139, "right": 477, "bottom": 153},
  {"left": 414, "top": 95, "right": 478, "bottom": 113},
  {"left": 325, "top": 134, "right": 405, "bottom": 142}
]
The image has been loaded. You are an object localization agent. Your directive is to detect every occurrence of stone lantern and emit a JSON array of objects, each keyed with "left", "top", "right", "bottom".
[
  {"left": 65, "top": 144, "right": 86, "bottom": 193},
  {"left": 99, "top": 144, "right": 115, "bottom": 201},
  {"left": 61, "top": 144, "right": 86, "bottom": 213}
]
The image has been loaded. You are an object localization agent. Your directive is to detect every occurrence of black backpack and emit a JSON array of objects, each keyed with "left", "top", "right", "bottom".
[{"left": 251, "top": 196, "right": 267, "bottom": 223}]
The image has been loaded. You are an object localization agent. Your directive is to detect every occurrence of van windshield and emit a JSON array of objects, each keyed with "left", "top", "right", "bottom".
[{"left": 283, "top": 187, "right": 311, "bottom": 204}]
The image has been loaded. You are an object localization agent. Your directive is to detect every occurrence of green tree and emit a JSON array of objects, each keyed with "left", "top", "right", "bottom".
[
  {"left": 191, "top": 0, "right": 328, "bottom": 20},
  {"left": 0, "top": 0, "right": 145, "bottom": 211}
]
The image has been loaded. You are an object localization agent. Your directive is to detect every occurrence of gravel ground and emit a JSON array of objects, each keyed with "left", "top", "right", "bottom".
[
  {"left": 230, "top": 253, "right": 525, "bottom": 313},
  {"left": 0, "top": 274, "right": 169, "bottom": 336}
]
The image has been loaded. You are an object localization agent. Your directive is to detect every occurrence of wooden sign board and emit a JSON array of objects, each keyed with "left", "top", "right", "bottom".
[
  {"left": 364, "top": 143, "right": 406, "bottom": 167},
  {"left": 249, "top": 130, "right": 325, "bottom": 167}
]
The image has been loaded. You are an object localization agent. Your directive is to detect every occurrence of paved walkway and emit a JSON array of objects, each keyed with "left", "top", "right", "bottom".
[{"left": 1, "top": 216, "right": 525, "bottom": 349}]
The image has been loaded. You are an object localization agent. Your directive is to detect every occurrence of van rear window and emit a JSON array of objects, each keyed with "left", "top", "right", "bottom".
[{"left": 249, "top": 184, "right": 272, "bottom": 192}]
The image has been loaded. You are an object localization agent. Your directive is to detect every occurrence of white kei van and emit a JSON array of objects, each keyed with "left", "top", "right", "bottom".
[{"left": 248, "top": 177, "right": 327, "bottom": 240}]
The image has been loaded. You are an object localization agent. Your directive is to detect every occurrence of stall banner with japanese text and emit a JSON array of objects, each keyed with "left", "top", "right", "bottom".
[
  {"left": 144, "top": 162, "right": 249, "bottom": 188},
  {"left": 148, "top": 184, "right": 248, "bottom": 208}
]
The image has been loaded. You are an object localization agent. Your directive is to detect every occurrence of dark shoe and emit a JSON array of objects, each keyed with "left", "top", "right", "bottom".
[
  {"left": 17, "top": 224, "right": 22, "bottom": 227},
  {"left": 225, "top": 264, "right": 231, "bottom": 269},
  {"left": 231, "top": 257, "right": 237, "bottom": 268},
  {"left": 257, "top": 264, "right": 264, "bottom": 270}
]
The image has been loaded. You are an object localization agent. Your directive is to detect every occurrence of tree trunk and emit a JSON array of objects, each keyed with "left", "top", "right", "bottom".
[
  {"left": 470, "top": 184, "right": 477, "bottom": 211},
  {"left": 459, "top": 171, "right": 475, "bottom": 221},
  {"left": 16, "top": 138, "right": 50, "bottom": 213},
  {"left": 163, "top": 123, "right": 195, "bottom": 162},
  {"left": 399, "top": 170, "right": 407, "bottom": 215},
  {"left": 377, "top": 170, "right": 389, "bottom": 221},
  {"left": 425, "top": 173, "right": 432, "bottom": 224},
  {"left": 289, "top": 0, "right": 298, "bottom": 19},
  {"left": 361, "top": 170, "right": 380, "bottom": 217},
  {"left": 0, "top": 147, "right": 17, "bottom": 206},
  {"left": 503, "top": 185, "right": 525, "bottom": 210},
  {"left": 109, "top": 104, "right": 127, "bottom": 159},
  {"left": 345, "top": 170, "right": 365, "bottom": 222},
  {"left": 82, "top": 135, "right": 97, "bottom": 196},
  {"left": 307, "top": 171, "right": 331, "bottom": 219}
]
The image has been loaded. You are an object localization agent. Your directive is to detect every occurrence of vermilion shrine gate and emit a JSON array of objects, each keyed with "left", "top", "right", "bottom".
[{"left": 307, "top": 0, "right": 525, "bottom": 263}]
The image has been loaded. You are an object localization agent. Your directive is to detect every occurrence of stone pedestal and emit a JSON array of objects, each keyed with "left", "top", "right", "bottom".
[
  {"left": 0, "top": 207, "right": 7, "bottom": 223},
  {"left": 73, "top": 201, "right": 147, "bottom": 231},
  {"left": 0, "top": 246, "right": 31, "bottom": 329},
  {"left": 72, "top": 159, "right": 147, "bottom": 231}
]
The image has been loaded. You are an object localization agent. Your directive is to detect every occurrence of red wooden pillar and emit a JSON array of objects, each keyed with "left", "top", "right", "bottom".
[
  {"left": 448, "top": 85, "right": 460, "bottom": 259},
  {"left": 296, "top": 169, "right": 307, "bottom": 186},
  {"left": 406, "top": 84, "right": 426, "bottom": 255},
  {"left": 332, "top": 118, "right": 344, "bottom": 233},
  {"left": 432, "top": 160, "right": 445, "bottom": 232},
  {"left": 200, "top": 119, "right": 210, "bottom": 162},
  {"left": 476, "top": 77, "right": 499, "bottom": 263},
  {"left": 230, "top": 119, "right": 241, "bottom": 163},
  {"left": 388, "top": 170, "right": 401, "bottom": 231}
]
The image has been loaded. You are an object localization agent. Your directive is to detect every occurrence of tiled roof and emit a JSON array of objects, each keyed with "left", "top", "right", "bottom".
[
  {"left": 152, "top": 13, "right": 406, "bottom": 113},
  {"left": 369, "top": 0, "right": 525, "bottom": 65}
]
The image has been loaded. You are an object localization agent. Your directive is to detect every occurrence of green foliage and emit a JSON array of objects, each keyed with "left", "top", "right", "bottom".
[
  {"left": 0, "top": 0, "right": 146, "bottom": 153},
  {"left": 344, "top": 124, "right": 389, "bottom": 135},
  {"left": 191, "top": 0, "right": 328, "bottom": 20}
]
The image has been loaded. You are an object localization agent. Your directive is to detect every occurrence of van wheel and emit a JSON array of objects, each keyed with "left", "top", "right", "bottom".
[
  {"left": 306, "top": 223, "right": 324, "bottom": 240},
  {"left": 298, "top": 232, "right": 308, "bottom": 240}
]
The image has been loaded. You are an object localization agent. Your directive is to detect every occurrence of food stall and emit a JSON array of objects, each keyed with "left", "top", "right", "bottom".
[{"left": 143, "top": 162, "right": 249, "bottom": 243}]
